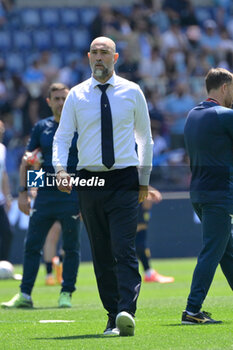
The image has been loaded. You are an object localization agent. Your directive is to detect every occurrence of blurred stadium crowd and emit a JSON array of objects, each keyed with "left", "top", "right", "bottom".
[{"left": 1, "top": 0, "right": 233, "bottom": 195}]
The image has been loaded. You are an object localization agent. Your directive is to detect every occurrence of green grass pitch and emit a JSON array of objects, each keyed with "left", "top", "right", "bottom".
[{"left": 0, "top": 258, "right": 232, "bottom": 350}]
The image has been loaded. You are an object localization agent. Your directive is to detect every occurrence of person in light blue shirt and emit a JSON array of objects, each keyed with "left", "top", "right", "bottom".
[
  {"left": 161, "top": 81, "right": 196, "bottom": 149},
  {"left": 200, "top": 20, "right": 221, "bottom": 53}
]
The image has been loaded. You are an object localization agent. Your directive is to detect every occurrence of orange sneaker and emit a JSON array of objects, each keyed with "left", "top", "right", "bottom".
[
  {"left": 45, "top": 274, "right": 56, "bottom": 286},
  {"left": 144, "top": 270, "right": 174, "bottom": 283},
  {"left": 52, "top": 256, "right": 63, "bottom": 285}
]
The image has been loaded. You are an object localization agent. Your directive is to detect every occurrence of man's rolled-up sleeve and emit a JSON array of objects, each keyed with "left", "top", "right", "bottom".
[{"left": 134, "top": 87, "right": 154, "bottom": 186}]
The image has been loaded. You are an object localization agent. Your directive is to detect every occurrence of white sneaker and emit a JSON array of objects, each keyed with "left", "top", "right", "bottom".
[
  {"left": 103, "top": 314, "right": 119, "bottom": 335},
  {"left": 103, "top": 328, "right": 119, "bottom": 335},
  {"left": 116, "top": 311, "right": 135, "bottom": 336}
]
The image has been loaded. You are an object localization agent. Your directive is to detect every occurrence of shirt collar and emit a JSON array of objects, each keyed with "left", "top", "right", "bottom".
[
  {"left": 91, "top": 72, "right": 116, "bottom": 89},
  {"left": 205, "top": 98, "right": 220, "bottom": 105}
]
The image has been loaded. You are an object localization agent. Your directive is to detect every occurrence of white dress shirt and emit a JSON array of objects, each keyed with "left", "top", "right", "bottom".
[{"left": 53, "top": 73, "right": 153, "bottom": 185}]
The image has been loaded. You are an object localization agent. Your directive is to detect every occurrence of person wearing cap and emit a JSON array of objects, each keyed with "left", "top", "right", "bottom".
[{"left": 200, "top": 19, "right": 221, "bottom": 53}]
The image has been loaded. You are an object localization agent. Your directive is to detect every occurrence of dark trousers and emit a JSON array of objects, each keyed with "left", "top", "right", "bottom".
[
  {"left": 78, "top": 167, "right": 141, "bottom": 316},
  {"left": 20, "top": 202, "right": 81, "bottom": 295},
  {"left": 135, "top": 204, "right": 150, "bottom": 271},
  {"left": 186, "top": 203, "right": 233, "bottom": 313},
  {"left": 0, "top": 204, "right": 13, "bottom": 261}
]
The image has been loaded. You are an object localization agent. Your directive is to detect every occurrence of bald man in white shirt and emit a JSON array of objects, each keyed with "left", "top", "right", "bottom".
[{"left": 53, "top": 36, "right": 153, "bottom": 336}]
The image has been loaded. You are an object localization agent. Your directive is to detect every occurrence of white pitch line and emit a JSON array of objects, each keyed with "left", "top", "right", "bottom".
[
  {"left": 39, "top": 320, "right": 75, "bottom": 323},
  {"left": 161, "top": 191, "right": 190, "bottom": 200}
]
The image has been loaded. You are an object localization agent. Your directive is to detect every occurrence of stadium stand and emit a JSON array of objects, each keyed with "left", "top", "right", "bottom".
[{"left": 1, "top": 1, "right": 233, "bottom": 182}]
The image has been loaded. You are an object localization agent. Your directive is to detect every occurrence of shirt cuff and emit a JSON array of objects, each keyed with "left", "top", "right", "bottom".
[
  {"left": 138, "top": 166, "right": 151, "bottom": 186},
  {"left": 54, "top": 165, "right": 67, "bottom": 174}
]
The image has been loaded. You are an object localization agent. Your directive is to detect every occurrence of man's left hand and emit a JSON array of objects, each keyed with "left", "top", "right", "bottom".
[
  {"left": 147, "top": 186, "right": 162, "bottom": 203},
  {"left": 56, "top": 170, "right": 72, "bottom": 194}
]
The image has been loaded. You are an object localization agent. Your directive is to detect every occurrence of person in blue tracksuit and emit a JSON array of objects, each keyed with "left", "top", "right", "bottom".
[
  {"left": 1, "top": 83, "right": 81, "bottom": 309},
  {"left": 182, "top": 67, "right": 233, "bottom": 324}
]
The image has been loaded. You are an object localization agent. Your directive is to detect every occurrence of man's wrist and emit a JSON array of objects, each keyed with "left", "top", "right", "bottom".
[{"left": 56, "top": 169, "right": 66, "bottom": 175}]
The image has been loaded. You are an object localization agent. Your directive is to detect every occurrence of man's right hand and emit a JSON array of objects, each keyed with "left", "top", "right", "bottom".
[
  {"left": 18, "top": 192, "right": 31, "bottom": 215},
  {"left": 56, "top": 170, "right": 72, "bottom": 194}
]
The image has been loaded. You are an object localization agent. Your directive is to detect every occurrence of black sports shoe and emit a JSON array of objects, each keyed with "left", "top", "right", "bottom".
[
  {"left": 182, "top": 310, "right": 222, "bottom": 325},
  {"left": 103, "top": 314, "right": 119, "bottom": 335}
]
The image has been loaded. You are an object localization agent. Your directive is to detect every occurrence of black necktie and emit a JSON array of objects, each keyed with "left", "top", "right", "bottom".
[{"left": 98, "top": 84, "right": 115, "bottom": 169}]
